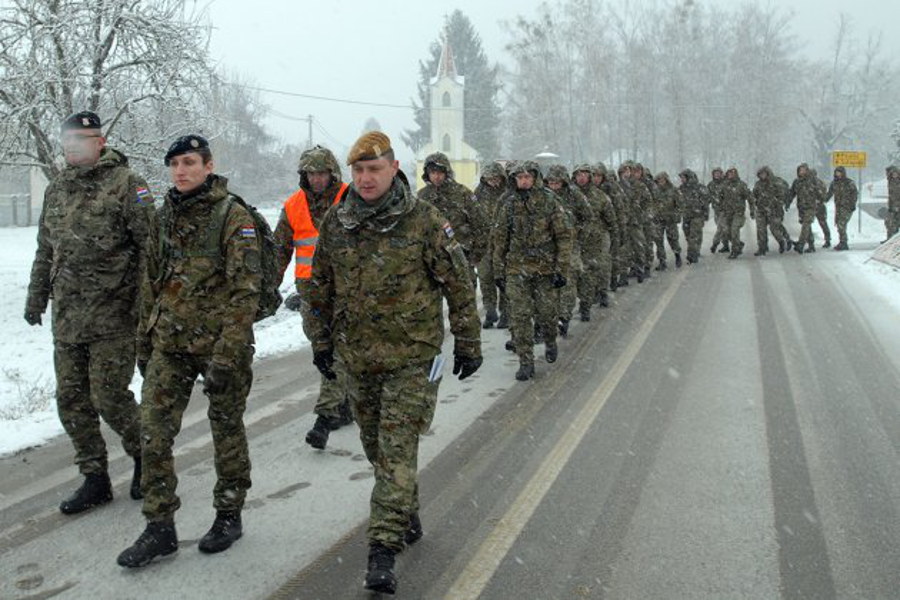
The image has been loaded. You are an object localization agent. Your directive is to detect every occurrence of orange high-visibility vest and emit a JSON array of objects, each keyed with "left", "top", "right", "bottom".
[{"left": 284, "top": 183, "right": 347, "bottom": 280}]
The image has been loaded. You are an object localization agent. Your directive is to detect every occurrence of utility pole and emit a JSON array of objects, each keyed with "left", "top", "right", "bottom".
[{"left": 307, "top": 115, "right": 314, "bottom": 149}]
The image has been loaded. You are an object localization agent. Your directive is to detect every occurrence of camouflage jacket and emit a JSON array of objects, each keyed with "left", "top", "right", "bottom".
[
  {"left": 651, "top": 182, "right": 682, "bottom": 223},
  {"left": 598, "top": 180, "right": 631, "bottom": 234},
  {"left": 629, "top": 178, "right": 655, "bottom": 223},
  {"left": 492, "top": 187, "right": 573, "bottom": 277},
  {"left": 553, "top": 185, "right": 594, "bottom": 251},
  {"left": 888, "top": 167, "right": 900, "bottom": 212},
  {"left": 473, "top": 180, "right": 507, "bottom": 227},
  {"left": 721, "top": 178, "right": 755, "bottom": 216},
  {"left": 825, "top": 177, "right": 858, "bottom": 212},
  {"left": 306, "top": 177, "right": 481, "bottom": 376},
  {"left": 679, "top": 171, "right": 711, "bottom": 220},
  {"left": 788, "top": 170, "right": 823, "bottom": 214},
  {"left": 707, "top": 179, "right": 727, "bottom": 214},
  {"left": 752, "top": 168, "right": 788, "bottom": 217},
  {"left": 138, "top": 175, "right": 261, "bottom": 369},
  {"left": 27, "top": 147, "right": 155, "bottom": 343},
  {"left": 577, "top": 183, "right": 619, "bottom": 250},
  {"left": 417, "top": 179, "right": 488, "bottom": 263}
]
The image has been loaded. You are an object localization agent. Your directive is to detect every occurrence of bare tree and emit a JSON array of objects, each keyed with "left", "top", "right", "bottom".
[{"left": 0, "top": 0, "right": 218, "bottom": 183}]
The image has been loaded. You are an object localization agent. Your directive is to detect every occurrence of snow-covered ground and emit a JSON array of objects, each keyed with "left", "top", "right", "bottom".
[
  {"left": 1, "top": 202, "right": 897, "bottom": 456},
  {"left": 0, "top": 207, "right": 306, "bottom": 455}
]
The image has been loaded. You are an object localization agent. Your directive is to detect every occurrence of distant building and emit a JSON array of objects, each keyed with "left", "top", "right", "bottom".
[{"left": 415, "top": 35, "right": 479, "bottom": 191}]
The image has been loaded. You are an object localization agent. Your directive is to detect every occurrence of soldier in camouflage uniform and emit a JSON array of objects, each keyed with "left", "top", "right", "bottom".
[
  {"left": 708, "top": 167, "right": 731, "bottom": 253},
  {"left": 274, "top": 146, "right": 352, "bottom": 450},
  {"left": 594, "top": 164, "right": 629, "bottom": 290},
  {"left": 884, "top": 165, "right": 900, "bottom": 242},
  {"left": 677, "top": 169, "right": 711, "bottom": 263},
  {"left": 811, "top": 168, "right": 832, "bottom": 248},
  {"left": 575, "top": 164, "right": 618, "bottom": 308},
  {"left": 752, "top": 166, "right": 791, "bottom": 255},
  {"left": 616, "top": 162, "right": 648, "bottom": 283},
  {"left": 825, "top": 166, "right": 858, "bottom": 251},
  {"left": 475, "top": 161, "right": 510, "bottom": 328},
  {"left": 26, "top": 111, "right": 153, "bottom": 516},
  {"left": 545, "top": 165, "right": 592, "bottom": 330},
  {"left": 418, "top": 152, "right": 488, "bottom": 285},
  {"left": 118, "top": 135, "right": 261, "bottom": 568},
  {"left": 651, "top": 172, "right": 683, "bottom": 269},
  {"left": 305, "top": 132, "right": 481, "bottom": 595},
  {"left": 721, "top": 167, "right": 755, "bottom": 259},
  {"left": 633, "top": 163, "right": 657, "bottom": 276},
  {"left": 787, "top": 163, "right": 822, "bottom": 254},
  {"left": 493, "top": 161, "right": 573, "bottom": 382}
]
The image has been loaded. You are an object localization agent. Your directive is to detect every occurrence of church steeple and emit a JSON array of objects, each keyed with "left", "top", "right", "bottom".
[{"left": 436, "top": 35, "right": 457, "bottom": 80}]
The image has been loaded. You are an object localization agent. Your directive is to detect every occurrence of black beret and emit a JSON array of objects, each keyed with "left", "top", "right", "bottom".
[
  {"left": 61, "top": 111, "right": 102, "bottom": 131},
  {"left": 164, "top": 134, "right": 209, "bottom": 166}
]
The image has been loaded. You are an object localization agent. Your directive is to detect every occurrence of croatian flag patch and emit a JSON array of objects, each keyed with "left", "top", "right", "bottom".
[
  {"left": 135, "top": 187, "right": 152, "bottom": 204},
  {"left": 442, "top": 222, "right": 455, "bottom": 239},
  {"left": 240, "top": 227, "right": 256, "bottom": 238}
]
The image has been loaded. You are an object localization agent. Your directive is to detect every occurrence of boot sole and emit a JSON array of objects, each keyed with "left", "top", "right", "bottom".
[
  {"left": 59, "top": 494, "right": 113, "bottom": 515},
  {"left": 199, "top": 531, "right": 242, "bottom": 554},
  {"left": 117, "top": 547, "right": 178, "bottom": 568},
  {"left": 364, "top": 576, "right": 397, "bottom": 595},
  {"left": 305, "top": 431, "right": 328, "bottom": 450}
]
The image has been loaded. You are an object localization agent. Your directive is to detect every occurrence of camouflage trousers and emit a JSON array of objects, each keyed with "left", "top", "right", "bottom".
[
  {"left": 298, "top": 282, "right": 348, "bottom": 419},
  {"left": 886, "top": 209, "right": 900, "bottom": 239},
  {"left": 560, "top": 250, "right": 583, "bottom": 321},
  {"left": 653, "top": 218, "right": 682, "bottom": 261},
  {"left": 642, "top": 221, "right": 655, "bottom": 268},
  {"left": 711, "top": 211, "right": 731, "bottom": 248},
  {"left": 54, "top": 336, "right": 141, "bottom": 475},
  {"left": 683, "top": 217, "right": 706, "bottom": 260},
  {"left": 816, "top": 202, "right": 832, "bottom": 243},
  {"left": 589, "top": 230, "right": 613, "bottom": 293},
  {"left": 140, "top": 349, "right": 253, "bottom": 522},
  {"left": 508, "top": 273, "right": 559, "bottom": 365},
  {"left": 726, "top": 211, "right": 747, "bottom": 251},
  {"left": 345, "top": 361, "right": 438, "bottom": 552},
  {"left": 624, "top": 224, "right": 647, "bottom": 271},
  {"left": 479, "top": 251, "right": 507, "bottom": 316},
  {"left": 834, "top": 206, "right": 856, "bottom": 245},
  {"left": 755, "top": 211, "right": 788, "bottom": 251},
  {"left": 797, "top": 209, "right": 816, "bottom": 249}
]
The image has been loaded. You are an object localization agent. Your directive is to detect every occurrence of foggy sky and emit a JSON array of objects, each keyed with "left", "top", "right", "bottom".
[{"left": 208, "top": 0, "right": 900, "bottom": 163}]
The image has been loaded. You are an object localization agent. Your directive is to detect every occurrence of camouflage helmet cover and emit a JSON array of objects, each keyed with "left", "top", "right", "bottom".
[
  {"left": 545, "top": 164, "right": 570, "bottom": 184},
  {"left": 423, "top": 151, "right": 454, "bottom": 182}
]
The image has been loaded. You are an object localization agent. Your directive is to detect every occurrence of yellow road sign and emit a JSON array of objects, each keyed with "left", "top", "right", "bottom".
[{"left": 832, "top": 151, "right": 867, "bottom": 168}]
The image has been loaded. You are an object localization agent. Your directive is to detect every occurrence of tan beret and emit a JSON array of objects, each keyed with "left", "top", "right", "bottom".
[{"left": 347, "top": 131, "right": 392, "bottom": 165}]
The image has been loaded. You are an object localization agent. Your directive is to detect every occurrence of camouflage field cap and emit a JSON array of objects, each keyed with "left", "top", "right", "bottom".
[
  {"left": 298, "top": 145, "right": 341, "bottom": 175},
  {"left": 347, "top": 131, "right": 392, "bottom": 165},
  {"left": 545, "top": 164, "right": 570, "bottom": 184}
]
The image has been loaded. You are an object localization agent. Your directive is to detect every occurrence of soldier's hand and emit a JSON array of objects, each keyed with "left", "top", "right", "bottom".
[
  {"left": 495, "top": 278, "right": 505, "bottom": 292},
  {"left": 452, "top": 355, "right": 483, "bottom": 380},
  {"left": 24, "top": 311, "right": 42, "bottom": 326},
  {"left": 313, "top": 350, "right": 337, "bottom": 380},
  {"left": 202, "top": 363, "right": 232, "bottom": 395},
  {"left": 551, "top": 273, "right": 567, "bottom": 288},
  {"left": 137, "top": 358, "right": 149, "bottom": 378}
]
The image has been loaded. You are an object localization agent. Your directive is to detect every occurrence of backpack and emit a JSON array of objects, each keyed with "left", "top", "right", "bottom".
[{"left": 158, "top": 193, "right": 283, "bottom": 322}]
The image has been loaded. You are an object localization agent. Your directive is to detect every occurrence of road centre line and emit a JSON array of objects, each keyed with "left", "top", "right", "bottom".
[{"left": 444, "top": 269, "right": 686, "bottom": 600}]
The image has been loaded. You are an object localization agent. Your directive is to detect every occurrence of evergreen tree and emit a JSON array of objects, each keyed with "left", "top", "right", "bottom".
[{"left": 402, "top": 10, "right": 501, "bottom": 160}]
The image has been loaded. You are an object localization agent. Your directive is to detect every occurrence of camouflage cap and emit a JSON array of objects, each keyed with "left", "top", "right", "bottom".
[
  {"left": 509, "top": 160, "right": 542, "bottom": 178},
  {"left": 655, "top": 171, "right": 670, "bottom": 182},
  {"left": 423, "top": 151, "right": 454, "bottom": 181},
  {"left": 572, "top": 163, "right": 593, "bottom": 176},
  {"left": 545, "top": 164, "right": 570, "bottom": 184},
  {"left": 346, "top": 131, "right": 392, "bottom": 165},
  {"left": 480, "top": 161, "right": 505, "bottom": 180},
  {"left": 298, "top": 145, "right": 341, "bottom": 175},
  {"left": 592, "top": 162, "right": 608, "bottom": 176}
]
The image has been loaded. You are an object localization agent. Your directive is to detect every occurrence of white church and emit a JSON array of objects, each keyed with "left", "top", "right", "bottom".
[{"left": 415, "top": 36, "right": 480, "bottom": 191}]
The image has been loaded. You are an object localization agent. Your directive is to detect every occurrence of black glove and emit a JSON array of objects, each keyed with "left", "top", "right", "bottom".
[
  {"left": 551, "top": 273, "right": 567, "bottom": 288},
  {"left": 452, "top": 355, "right": 483, "bottom": 380},
  {"left": 202, "top": 363, "right": 232, "bottom": 395},
  {"left": 495, "top": 278, "right": 505, "bottom": 293},
  {"left": 24, "top": 311, "right": 42, "bottom": 326},
  {"left": 313, "top": 350, "right": 337, "bottom": 380},
  {"left": 137, "top": 358, "right": 148, "bottom": 378}
]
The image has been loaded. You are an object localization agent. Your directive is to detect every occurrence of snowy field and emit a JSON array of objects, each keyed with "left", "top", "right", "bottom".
[{"left": 0, "top": 202, "right": 897, "bottom": 456}]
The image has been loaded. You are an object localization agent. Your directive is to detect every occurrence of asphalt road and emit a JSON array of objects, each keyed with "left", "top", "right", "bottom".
[{"left": 2, "top": 238, "right": 899, "bottom": 600}]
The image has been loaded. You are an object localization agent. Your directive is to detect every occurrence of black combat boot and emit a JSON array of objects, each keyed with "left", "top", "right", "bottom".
[
  {"left": 718, "top": 243, "right": 730, "bottom": 253},
  {"left": 505, "top": 339, "right": 515, "bottom": 352},
  {"left": 710, "top": 242, "right": 718, "bottom": 253},
  {"left": 305, "top": 415, "right": 332, "bottom": 450},
  {"left": 130, "top": 455, "right": 143, "bottom": 500},
  {"left": 823, "top": 238, "right": 831, "bottom": 248},
  {"left": 655, "top": 259, "right": 667, "bottom": 271},
  {"left": 635, "top": 268, "right": 644, "bottom": 283},
  {"left": 609, "top": 277, "right": 618, "bottom": 292},
  {"left": 794, "top": 241, "right": 804, "bottom": 254},
  {"left": 117, "top": 520, "right": 178, "bottom": 568},
  {"left": 404, "top": 512, "right": 423, "bottom": 546},
  {"left": 753, "top": 248, "right": 766, "bottom": 256},
  {"left": 515, "top": 363, "right": 535, "bottom": 381},
  {"left": 545, "top": 343, "right": 558, "bottom": 364},
  {"left": 675, "top": 253, "right": 682, "bottom": 268},
  {"left": 579, "top": 301, "right": 592, "bottom": 321},
  {"left": 806, "top": 244, "right": 816, "bottom": 253},
  {"left": 60, "top": 472, "right": 113, "bottom": 515},
  {"left": 496, "top": 313, "right": 509, "bottom": 329},
  {"left": 364, "top": 543, "right": 397, "bottom": 594},
  {"left": 598, "top": 290, "right": 609, "bottom": 308},
  {"left": 482, "top": 307, "right": 499, "bottom": 329},
  {"left": 198, "top": 511, "right": 242, "bottom": 554},
  {"left": 618, "top": 274, "right": 629, "bottom": 287},
  {"left": 558, "top": 319, "right": 570, "bottom": 338},
  {"left": 834, "top": 241, "right": 848, "bottom": 251}
]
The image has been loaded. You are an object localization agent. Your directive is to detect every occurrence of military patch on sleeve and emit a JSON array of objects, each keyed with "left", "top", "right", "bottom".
[
  {"left": 135, "top": 187, "right": 152, "bottom": 205},
  {"left": 442, "top": 221, "right": 455, "bottom": 239},
  {"left": 240, "top": 226, "right": 257, "bottom": 238}
]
